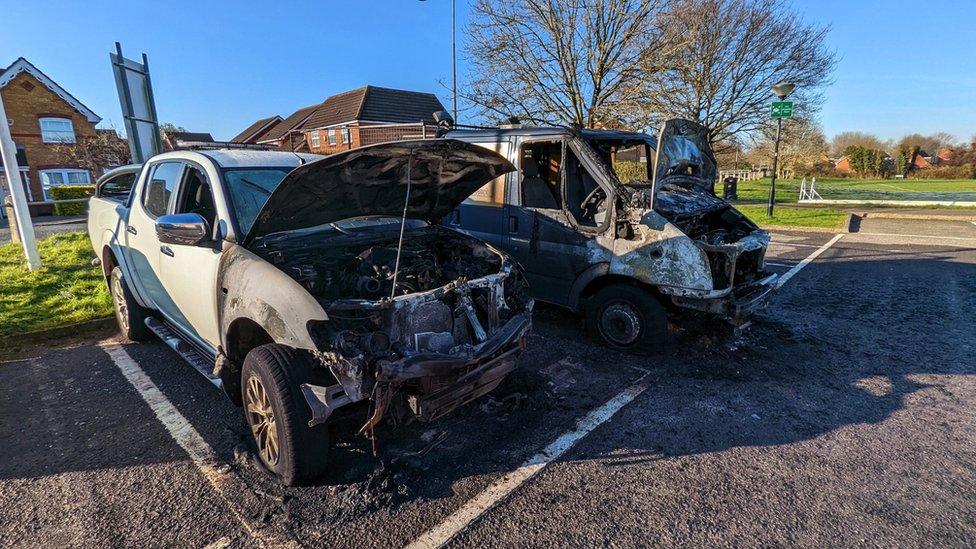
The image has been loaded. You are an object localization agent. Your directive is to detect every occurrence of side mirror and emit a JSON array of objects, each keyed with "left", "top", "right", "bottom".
[{"left": 155, "top": 213, "right": 211, "bottom": 246}]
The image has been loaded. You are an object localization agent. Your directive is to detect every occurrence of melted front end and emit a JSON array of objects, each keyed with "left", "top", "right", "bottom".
[
  {"left": 253, "top": 225, "right": 532, "bottom": 427},
  {"left": 653, "top": 184, "right": 778, "bottom": 320}
]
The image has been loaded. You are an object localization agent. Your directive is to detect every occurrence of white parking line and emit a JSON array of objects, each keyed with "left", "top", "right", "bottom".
[
  {"left": 855, "top": 232, "right": 976, "bottom": 242},
  {"left": 406, "top": 373, "right": 650, "bottom": 549},
  {"left": 100, "top": 341, "right": 295, "bottom": 548},
  {"left": 776, "top": 233, "right": 844, "bottom": 289}
]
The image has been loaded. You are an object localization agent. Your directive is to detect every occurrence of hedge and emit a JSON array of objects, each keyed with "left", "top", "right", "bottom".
[
  {"left": 613, "top": 161, "right": 650, "bottom": 183},
  {"left": 912, "top": 164, "right": 975, "bottom": 180},
  {"left": 50, "top": 185, "right": 95, "bottom": 216}
]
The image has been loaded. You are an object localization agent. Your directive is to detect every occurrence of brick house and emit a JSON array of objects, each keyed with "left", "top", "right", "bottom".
[
  {"left": 0, "top": 57, "right": 102, "bottom": 213},
  {"left": 230, "top": 115, "right": 282, "bottom": 144},
  {"left": 303, "top": 86, "right": 445, "bottom": 155},
  {"left": 254, "top": 104, "right": 323, "bottom": 151}
]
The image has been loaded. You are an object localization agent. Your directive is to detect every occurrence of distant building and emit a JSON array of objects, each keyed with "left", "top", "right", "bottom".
[
  {"left": 255, "top": 104, "right": 322, "bottom": 151},
  {"left": 0, "top": 57, "right": 102, "bottom": 213},
  {"left": 303, "top": 86, "right": 445, "bottom": 155},
  {"left": 834, "top": 156, "right": 851, "bottom": 173},
  {"left": 230, "top": 115, "right": 283, "bottom": 144},
  {"left": 162, "top": 131, "right": 215, "bottom": 151}
]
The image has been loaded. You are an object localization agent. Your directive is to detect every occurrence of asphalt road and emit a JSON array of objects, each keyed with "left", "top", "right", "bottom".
[
  {"left": 1, "top": 227, "right": 974, "bottom": 548},
  {"left": 0, "top": 215, "right": 87, "bottom": 244}
]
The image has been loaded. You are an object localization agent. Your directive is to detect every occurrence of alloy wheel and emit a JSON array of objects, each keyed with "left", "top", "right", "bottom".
[{"left": 245, "top": 374, "right": 280, "bottom": 466}]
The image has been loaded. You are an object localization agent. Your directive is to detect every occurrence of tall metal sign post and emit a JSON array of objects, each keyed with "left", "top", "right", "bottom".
[
  {"left": 110, "top": 42, "right": 162, "bottom": 163},
  {"left": 766, "top": 81, "right": 796, "bottom": 217},
  {"left": 0, "top": 92, "right": 40, "bottom": 269}
]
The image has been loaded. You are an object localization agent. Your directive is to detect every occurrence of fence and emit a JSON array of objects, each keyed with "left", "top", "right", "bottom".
[{"left": 355, "top": 123, "right": 440, "bottom": 147}]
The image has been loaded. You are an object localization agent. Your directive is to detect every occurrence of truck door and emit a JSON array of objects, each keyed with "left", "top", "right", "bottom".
[
  {"left": 157, "top": 162, "right": 222, "bottom": 348},
  {"left": 504, "top": 139, "right": 596, "bottom": 307},
  {"left": 125, "top": 161, "right": 184, "bottom": 311}
]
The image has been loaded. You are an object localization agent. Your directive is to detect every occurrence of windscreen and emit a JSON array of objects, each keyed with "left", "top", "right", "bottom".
[
  {"left": 585, "top": 137, "right": 653, "bottom": 184},
  {"left": 223, "top": 168, "right": 291, "bottom": 235}
]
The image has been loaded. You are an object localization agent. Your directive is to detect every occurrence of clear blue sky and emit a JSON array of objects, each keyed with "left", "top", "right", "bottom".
[{"left": 1, "top": 0, "right": 973, "bottom": 142}]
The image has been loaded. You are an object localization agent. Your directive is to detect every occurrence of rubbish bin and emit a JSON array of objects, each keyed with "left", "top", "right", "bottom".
[
  {"left": 722, "top": 176, "right": 738, "bottom": 200},
  {"left": 3, "top": 195, "right": 20, "bottom": 244}
]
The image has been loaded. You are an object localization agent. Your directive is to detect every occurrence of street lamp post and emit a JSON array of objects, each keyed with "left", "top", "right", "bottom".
[
  {"left": 767, "top": 81, "right": 796, "bottom": 217},
  {"left": 420, "top": 0, "right": 457, "bottom": 123}
]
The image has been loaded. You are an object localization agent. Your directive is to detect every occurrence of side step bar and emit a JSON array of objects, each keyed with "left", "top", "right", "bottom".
[{"left": 144, "top": 317, "right": 222, "bottom": 389}]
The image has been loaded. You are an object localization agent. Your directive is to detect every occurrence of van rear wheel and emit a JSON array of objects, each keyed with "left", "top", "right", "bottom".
[{"left": 586, "top": 285, "right": 668, "bottom": 352}]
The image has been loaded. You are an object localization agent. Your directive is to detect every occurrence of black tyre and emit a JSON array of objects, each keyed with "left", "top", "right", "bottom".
[
  {"left": 586, "top": 284, "right": 668, "bottom": 352},
  {"left": 241, "top": 343, "right": 330, "bottom": 485},
  {"left": 109, "top": 266, "right": 151, "bottom": 342}
]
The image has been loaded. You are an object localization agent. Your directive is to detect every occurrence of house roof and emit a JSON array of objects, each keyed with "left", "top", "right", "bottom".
[
  {"left": 258, "top": 104, "right": 322, "bottom": 143},
  {"left": 167, "top": 131, "right": 214, "bottom": 143},
  {"left": 304, "top": 86, "right": 446, "bottom": 130},
  {"left": 0, "top": 57, "right": 101, "bottom": 124},
  {"left": 231, "top": 115, "right": 283, "bottom": 143}
]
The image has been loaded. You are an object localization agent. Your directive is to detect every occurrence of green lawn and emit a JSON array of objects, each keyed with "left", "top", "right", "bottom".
[
  {"left": 719, "top": 177, "right": 976, "bottom": 203},
  {"left": 735, "top": 205, "right": 849, "bottom": 229},
  {"left": 0, "top": 232, "right": 112, "bottom": 338}
]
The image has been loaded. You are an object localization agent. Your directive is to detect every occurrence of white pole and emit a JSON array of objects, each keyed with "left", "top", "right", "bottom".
[{"left": 0, "top": 91, "right": 41, "bottom": 269}]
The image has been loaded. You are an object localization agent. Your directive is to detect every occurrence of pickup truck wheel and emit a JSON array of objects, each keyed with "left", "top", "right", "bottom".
[
  {"left": 109, "top": 267, "right": 150, "bottom": 342},
  {"left": 586, "top": 285, "right": 668, "bottom": 352},
  {"left": 241, "top": 344, "right": 330, "bottom": 486}
]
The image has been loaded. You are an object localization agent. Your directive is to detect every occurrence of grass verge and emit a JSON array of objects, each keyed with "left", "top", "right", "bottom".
[
  {"left": 736, "top": 205, "right": 849, "bottom": 230},
  {"left": 719, "top": 177, "right": 976, "bottom": 203},
  {"left": 0, "top": 232, "right": 112, "bottom": 338}
]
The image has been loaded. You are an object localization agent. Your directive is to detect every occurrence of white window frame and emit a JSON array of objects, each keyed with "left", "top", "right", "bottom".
[
  {"left": 327, "top": 129, "right": 337, "bottom": 146},
  {"left": 341, "top": 127, "right": 351, "bottom": 144},
  {"left": 310, "top": 130, "right": 320, "bottom": 148},
  {"left": 39, "top": 168, "right": 90, "bottom": 201},
  {"left": 39, "top": 117, "right": 76, "bottom": 143}
]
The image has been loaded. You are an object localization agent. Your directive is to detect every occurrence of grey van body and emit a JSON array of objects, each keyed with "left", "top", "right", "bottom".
[{"left": 445, "top": 119, "right": 777, "bottom": 349}]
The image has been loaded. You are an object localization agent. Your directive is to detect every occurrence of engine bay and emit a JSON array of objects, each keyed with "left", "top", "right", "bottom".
[{"left": 256, "top": 226, "right": 503, "bottom": 302}]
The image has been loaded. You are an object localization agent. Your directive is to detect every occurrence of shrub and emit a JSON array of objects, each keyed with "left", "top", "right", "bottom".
[
  {"left": 49, "top": 185, "right": 95, "bottom": 216},
  {"left": 613, "top": 161, "right": 650, "bottom": 183},
  {"left": 912, "top": 164, "right": 975, "bottom": 180}
]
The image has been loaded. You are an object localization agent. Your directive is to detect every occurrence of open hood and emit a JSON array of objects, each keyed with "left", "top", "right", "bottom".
[
  {"left": 244, "top": 139, "right": 514, "bottom": 243},
  {"left": 651, "top": 119, "right": 717, "bottom": 196}
]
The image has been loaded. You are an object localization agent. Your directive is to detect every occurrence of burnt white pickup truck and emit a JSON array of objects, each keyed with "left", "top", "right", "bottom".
[{"left": 87, "top": 141, "right": 532, "bottom": 484}]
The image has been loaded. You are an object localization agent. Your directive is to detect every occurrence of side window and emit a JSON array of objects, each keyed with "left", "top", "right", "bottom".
[
  {"left": 98, "top": 171, "right": 137, "bottom": 200},
  {"left": 565, "top": 147, "right": 607, "bottom": 228},
  {"left": 519, "top": 141, "right": 562, "bottom": 209},
  {"left": 142, "top": 162, "right": 183, "bottom": 217},
  {"left": 173, "top": 165, "right": 218, "bottom": 230}
]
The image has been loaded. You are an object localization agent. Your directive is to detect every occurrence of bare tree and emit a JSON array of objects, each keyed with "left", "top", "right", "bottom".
[
  {"left": 631, "top": 0, "right": 836, "bottom": 151},
  {"left": 52, "top": 129, "right": 131, "bottom": 178},
  {"left": 749, "top": 116, "right": 829, "bottom": 176},
  {"left": 463, "top": 0, "right": 670, "bottom": 128},
  {"left": 830, "top": 131, "right": 889, "bottom": 157}
]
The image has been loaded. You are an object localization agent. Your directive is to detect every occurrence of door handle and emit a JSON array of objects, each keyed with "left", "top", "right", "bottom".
[
  {"left": 126, "top": 225, "right": 137, "bottom": 235},
  {"left": 160, "top": 245, "right": 174, "bottom": 257},
  {"left": 508, "top": 215, "right": 519, "bottom": 233}
]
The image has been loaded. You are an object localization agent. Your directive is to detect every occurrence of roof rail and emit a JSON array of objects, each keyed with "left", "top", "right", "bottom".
[{"left": 173, "top": 141, "right": 277, "bottom": 151}]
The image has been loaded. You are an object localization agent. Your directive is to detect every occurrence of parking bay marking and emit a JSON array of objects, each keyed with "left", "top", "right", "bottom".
[
  {"left": 99, "top": 341, "right": 297, "bottom": 548},
  {"left": 408, "top": 235, "right": 846, "bottom": 546},
  {"left": 776, "top": 233, "right": 844, "bottom": 289},
  {"left": 406, "top": 373, "right": 651, "bottom": 549}
]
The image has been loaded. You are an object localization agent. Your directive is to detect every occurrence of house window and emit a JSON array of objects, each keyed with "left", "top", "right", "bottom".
[
  {"left": 39, "top": 117, "right": 76, "bottom": 143},
  {"left": 328, "top": 129, "right": 337, "bottom": 146},
  {"left": 310, "top": 130, "right": 320, "bottom": 148},
  {"left": 341, "top": 127, "right": 351, "bottom": 144},
  {"left": 39, "top": 168, "right": 91, "bottom": 201}
]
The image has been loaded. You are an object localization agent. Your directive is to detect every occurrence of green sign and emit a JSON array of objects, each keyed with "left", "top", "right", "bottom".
[{"left": 771, "top": 101, "right": 794, "bottom": 119}]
